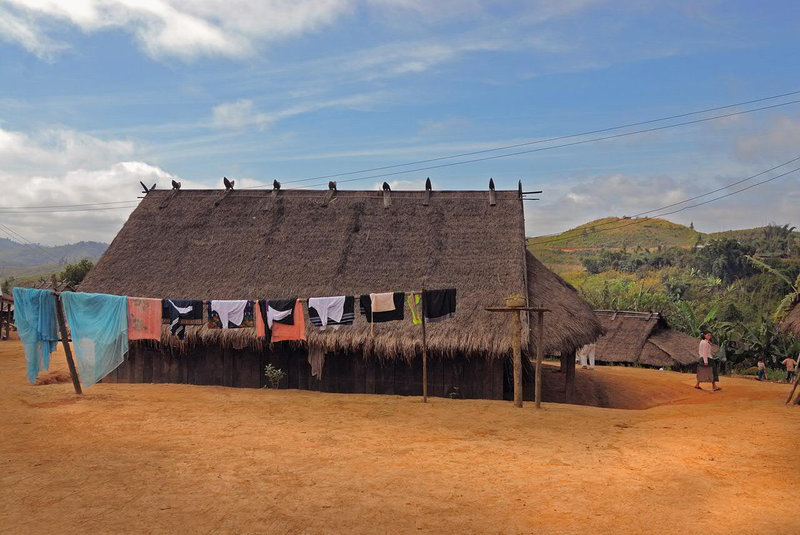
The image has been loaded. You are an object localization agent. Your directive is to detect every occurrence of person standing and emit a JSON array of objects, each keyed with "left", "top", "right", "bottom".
[
  {"left": 781, "top": 355, "right": 797, "bottom": 383},
  {"left": 695, "top": 332, "right": 720, "bottom": 391},
  {"left": 756, "top": 359, "right": 767, "bottom": 381}
]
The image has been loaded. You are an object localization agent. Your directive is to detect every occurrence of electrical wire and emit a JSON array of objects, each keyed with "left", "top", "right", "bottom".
[
  {"left": 529, "top": 164, "right": 800, "bottom": 247},
  {"left": 528, "top": 154, "right": 800, "bottom": 244},
  {"left": 243, "top": 91, "right": 800, "bottom": 188}
]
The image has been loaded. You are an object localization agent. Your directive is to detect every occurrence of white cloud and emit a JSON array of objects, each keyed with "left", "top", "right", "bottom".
[
  {"left": 0, "top": 126, "right": 185, "bottom": 244},
  {"left": 210, "top": 92, "right": 390, "bottom": 130},
  {"left": 734, "top": 115, "right": 800, "bottom": 162},
  {"left": 1, "top": 0, "right": 352, "bottom": 60}
]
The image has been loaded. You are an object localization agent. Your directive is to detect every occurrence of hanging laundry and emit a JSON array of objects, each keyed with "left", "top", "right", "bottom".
[
  {"left": 424, "top": 288, "right": 457, "bottom": 322},
  {"left": 208, "top": 300, "right": 252, "bottom": 329},
  {"left": 164, "top": 299, "right": 203, "bottom": 340},
  {"left": 308, "top": 296, "right": 354, "bottom": 330},
  {"left": 407, "top": 292, "right": 422, "bottom": 326},
  {"left": 370, "top": 292, "right": 396, "bottom": 313},
  {"left": 308, "top": 346, "right": 325, "bottom": 379},
  {"left": 267, "top": 298, "right": 296, "bottom": 328},
  {"left": 360, "top": 292, "right": 405, "bottom": 323},
  {"left": 127, "top": 297, "right": 162, "bottom": 341},
  {"left": 255, "top": 300, "right": 268, "bottom": 339},
  {"left": 12, "top": 287, "right": 60, "bottom": 384},
  {"left": 271, "top": 299, "right": 306, "bottom": 342},
  {"left": 60, "top": 291, "right": 128, "bottom": 388}
]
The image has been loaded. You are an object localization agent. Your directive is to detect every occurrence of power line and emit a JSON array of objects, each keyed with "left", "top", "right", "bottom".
[
  {"left": 0, "top": 199, "right": 139, "bottom": 210},
  {"left": 295, "top": 99, "right": 800, "bottom": 190},
  {"left": 528, "top": 154, "right": 800, "bottom": 244},
  {"left": 0, "top": 223, "right": 63, "bottom": 265},
  {"left": 529, "top": 162, "right": 800, "bottom": 247},
  {"left": 243, "top": 91, "right": 800, "bottom": 188},
  {"left": 0, "top": 203, "right": 140, "bottom": 214}
]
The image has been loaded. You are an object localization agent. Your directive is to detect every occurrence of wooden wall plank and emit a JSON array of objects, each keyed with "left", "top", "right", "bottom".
[{"left": 352, "top": 354, "right": 366, "bottom": 394}]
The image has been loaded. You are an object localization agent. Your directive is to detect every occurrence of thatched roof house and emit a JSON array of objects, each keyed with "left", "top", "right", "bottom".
[
  {"left": 593, "top": 310, "right": 712, "bottom": 368},
  {"left": 81, "top": 187, "right": 602, "bottom": 398},
  {"left": 778, "top": 300, "right": 800, "bottom": 339}
]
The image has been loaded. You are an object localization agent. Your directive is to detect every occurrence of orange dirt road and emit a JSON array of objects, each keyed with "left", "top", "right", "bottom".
[{"left": 1, "top": 340, "right": 799, "bottom": 534}]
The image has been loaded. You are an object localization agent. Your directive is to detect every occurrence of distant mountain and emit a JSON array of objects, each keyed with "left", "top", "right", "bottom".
[{"left": 0, "top": 238, "right": 107, "bottom": 279}]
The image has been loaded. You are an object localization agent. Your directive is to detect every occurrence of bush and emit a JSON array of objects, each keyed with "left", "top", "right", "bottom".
[{"left": 263, "top": 364, "right": 286, "bottom": 388}]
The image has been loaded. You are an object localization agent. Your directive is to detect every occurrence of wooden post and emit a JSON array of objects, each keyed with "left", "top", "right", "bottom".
[
  {"left": 51, "top": 277, "right": 82, "bottom": 395},
  {"left": 511, "top": 309, "right": 523, "bottom": 408},
  {"left": 421, "top": 288, "right": 428, "bottom": 403},
  {"left": 785, "top": 371, "right": 800, "bottom": 405},
  {"left": 535, "top": 310, "right": 544, "bottom": 409}
]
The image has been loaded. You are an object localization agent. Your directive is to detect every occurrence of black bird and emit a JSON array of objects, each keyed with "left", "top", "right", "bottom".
[
  {"left": 273, "top": 179, "right": 281, "bottom": 190},
  {"left": 425, "top": 177, "right": 432, "bottom": 191},
  {"left": 382, "top": 181, "right": 391, "bottom": 191},
  {"left": 328, "top": 180, "right": 337, "bottom": 190},
  {"left": 489, "top": 178, "right": 495, "bottom": 191},
  {"left": 223, "top": 176, "right": 234, "bottom": 190},
  {"left": 171, "top": 179, "right": 181, "bottom": 190}
]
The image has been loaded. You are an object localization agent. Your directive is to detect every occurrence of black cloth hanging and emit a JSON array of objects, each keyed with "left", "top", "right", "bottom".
[
  {"left": 267, "top": 298, "right": 296, "bottom": 327},
  {"left": 308, "top": 296, "right": 355, "bottom": 329},
  {"left": 163, "top": 299, "right": 203, "bottom": 340},
  {"left": 424, "top": 288, "right": 456, "bottom": 322},
  {"left": 359, "top": 292, "right": 405, "bottom": 323}
]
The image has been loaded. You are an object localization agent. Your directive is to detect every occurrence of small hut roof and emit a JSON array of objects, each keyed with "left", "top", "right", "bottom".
[
  {"left": 0, "top": 292, "right": 13, "bottom": 304},
  {"left": 593, "top": 310, "right": 717, "bottom": 367},
  {"left": 80, "top": 188, "right": 602, "bottom": 359},
  {"left": 34, "top": 280, "right": 76, "bottom": 293},
  {"left": 779, "top": 301, "right": 800, "bottom": 339},
  {"left": 594, "top": 310, "right": 661, "bottom": 363}
]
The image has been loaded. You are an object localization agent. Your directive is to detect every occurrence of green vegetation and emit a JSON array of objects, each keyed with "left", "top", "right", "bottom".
[{"left": 529, "top": 219, "right": 800, "bottom": 372}]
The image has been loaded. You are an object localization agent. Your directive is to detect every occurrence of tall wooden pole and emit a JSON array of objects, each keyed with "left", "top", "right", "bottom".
[
  {"left": 421, "top": 287, "right": 428, "bottom": 403},
  {"left": 51, "top": 276, "right": 82, "bottom": 395},
  {"left": 535, "top": 310, "right": 544, "bottom": 409},
  {"left": 511, "top": 309, "right": 523, "bottom": 408},
  {"left": 785, "top": 371, "right": 799, "bottom": 405}
]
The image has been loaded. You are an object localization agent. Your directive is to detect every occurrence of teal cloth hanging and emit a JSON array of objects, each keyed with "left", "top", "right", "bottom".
[
  {"left": 60, "top": 291, "right": 129, "bottom": 388},
  {"left": 12, "top": 287, "right": 60, "bottom": 383}
]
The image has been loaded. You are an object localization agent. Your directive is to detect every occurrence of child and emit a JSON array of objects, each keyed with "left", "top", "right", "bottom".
[{"left": 756, "top": 359, "right": 767, "bottom": 381}]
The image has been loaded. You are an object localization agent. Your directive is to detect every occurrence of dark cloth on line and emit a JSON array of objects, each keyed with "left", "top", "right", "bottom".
[
  {"left": 359, "top": 292, "right": 404, "bottom": 323},
  {"left": 424, "top": 288, "right": 456, "bottom": 322},
  {"left": 267, "top": 298, "right": 296, "bottom": 327},
  {"left": 163, "top": 299, "right": 203, "bottom": 340},
  {"left": 308, "top": 296, "right": 355, "bottom": 329}
]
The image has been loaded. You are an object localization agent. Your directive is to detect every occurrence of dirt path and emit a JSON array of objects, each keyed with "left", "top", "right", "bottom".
[{"left": 1, "top": 341, "right": 799, "bottom": 534}]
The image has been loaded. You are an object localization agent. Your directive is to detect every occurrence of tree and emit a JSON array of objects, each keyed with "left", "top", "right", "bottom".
[
  {"left": 59, "top": 259, "right": 94, "bottom": 287},
  {"left": 1, "top": 277, "right": 13, "bottom": 295},
  {"left": 691, "top": 239, "right": 756, "bottom": 284}
]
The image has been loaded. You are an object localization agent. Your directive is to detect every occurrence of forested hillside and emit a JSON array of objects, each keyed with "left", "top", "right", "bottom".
[{"left": 529, "top": 219, "right": 800, "bottom": 369}]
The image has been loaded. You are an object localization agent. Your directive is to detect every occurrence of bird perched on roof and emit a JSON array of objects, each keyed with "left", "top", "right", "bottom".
[
  {"left": 223, "top": 176, "right": 234, "bottom": 190},
  {"left": 139, "top": 181, "right": 156, "bottom": 194},
  {"left": 489, "top": 178, "right": 495, "bottom": 191},
  {"left": 171, "top": 180, "right": 181, "bottom": 190},
  {"left": 382, "top": 181, "right": 391, "bottom": 191},
  {"left": 425, "top": 177, "right": 432, "bottom": 191},
  {"left": 328, "top": 180, "right": 337, "bottom": 190},
  {"left": 273, "top": 179, "right": 281, "bottom": 190}
]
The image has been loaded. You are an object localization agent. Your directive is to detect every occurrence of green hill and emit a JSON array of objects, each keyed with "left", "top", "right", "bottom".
[
  {"left": 0, "top": 238, "right": 107, "bottom": 280},
  {"left": 528, "top": 217, "right": 701, "bottom": 251}
]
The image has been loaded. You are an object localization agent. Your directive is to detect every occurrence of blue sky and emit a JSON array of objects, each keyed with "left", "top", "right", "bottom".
[{"left": 1, "top": 0, "right": 799, "bottom": 244}]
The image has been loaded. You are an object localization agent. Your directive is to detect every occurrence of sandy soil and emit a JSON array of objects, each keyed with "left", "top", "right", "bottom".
[{"left": 1, "top": 340, "right": 799, "bottom": 535}]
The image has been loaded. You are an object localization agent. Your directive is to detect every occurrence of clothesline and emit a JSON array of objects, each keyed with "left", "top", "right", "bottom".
[{"left": 12, "top": 286, "right": 457, "bottom": 390}]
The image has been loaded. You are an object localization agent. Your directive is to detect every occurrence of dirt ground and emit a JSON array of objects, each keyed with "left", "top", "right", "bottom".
[{"left": 1, "top": 341, "right": 799, "bottom": 534}]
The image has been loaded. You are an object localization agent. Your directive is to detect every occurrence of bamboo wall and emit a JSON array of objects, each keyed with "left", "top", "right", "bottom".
[{"left": 102, "top": 344, "right": 525, "bottom": 400}]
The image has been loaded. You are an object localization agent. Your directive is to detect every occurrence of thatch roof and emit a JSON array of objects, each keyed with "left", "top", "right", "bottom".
[
  {"left": 593, "top": 310, "right": 713, "bottom": 368},
  {"left": 80, "top": 188, "right": 602, "bottom": 359},
  {"left": 779, "top": 300, "right": 800, "bottom": 339},
  {"left": 34, "top": 280, "right": 76, "bottom": 293},
  {"left": 0, "top": 293, "right": 12, "bottom": 304}
]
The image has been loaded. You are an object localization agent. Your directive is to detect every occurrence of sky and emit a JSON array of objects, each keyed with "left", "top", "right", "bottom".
[{"left": 0, "top": 0, "right": 799, "bottom": 245}]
